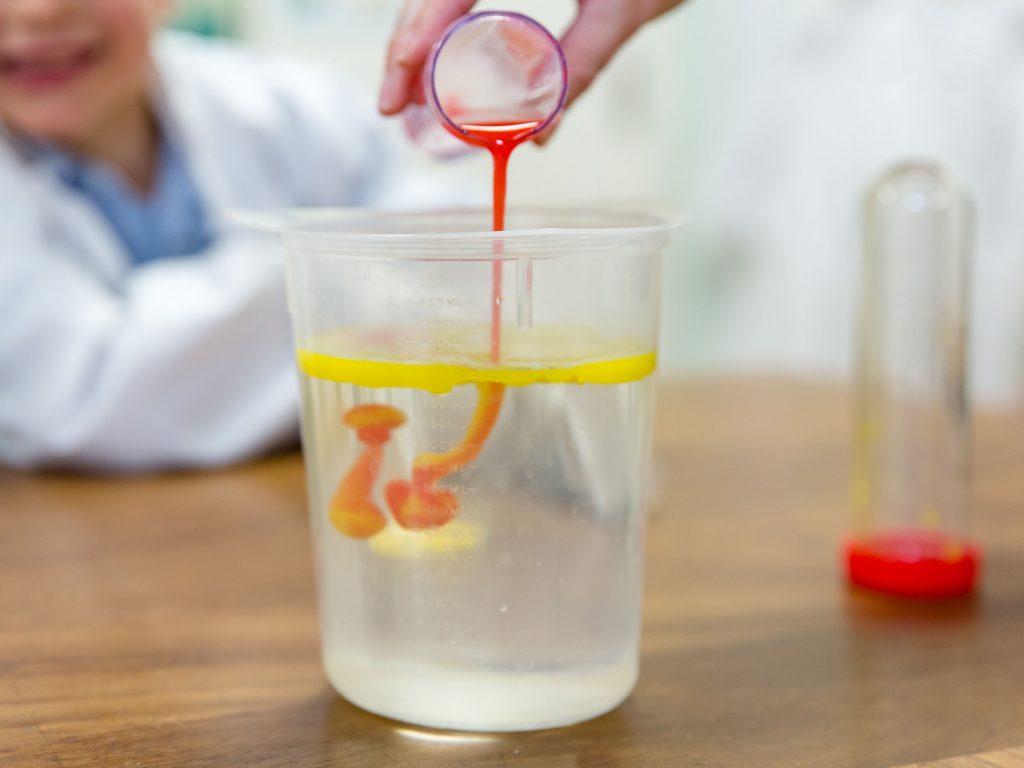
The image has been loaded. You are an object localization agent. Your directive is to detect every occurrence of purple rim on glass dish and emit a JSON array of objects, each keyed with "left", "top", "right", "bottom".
[{"left": 423, "top": 10, "right": 569, "bottom": 142}]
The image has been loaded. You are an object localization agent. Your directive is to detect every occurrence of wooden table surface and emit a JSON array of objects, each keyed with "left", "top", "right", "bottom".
[{"left": 2, "top": 379, "right": 1024, "bottom": 768}]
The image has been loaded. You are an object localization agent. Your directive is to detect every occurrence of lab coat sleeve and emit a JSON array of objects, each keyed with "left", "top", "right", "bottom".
[
  {"left": 0, "top": 39, "right": 464, "bottom": 472},
  {"left": 0, "top": 202, "right": 298, "bottom": 471}
]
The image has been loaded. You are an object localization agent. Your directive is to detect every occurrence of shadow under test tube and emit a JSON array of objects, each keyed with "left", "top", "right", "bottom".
[{"left": 845, "top": 161, "right": 980, "bottom": 599}]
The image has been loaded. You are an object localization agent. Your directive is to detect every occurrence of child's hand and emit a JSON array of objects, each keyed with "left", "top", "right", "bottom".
[{"left": 378, "top": 0, "right": 687, "bottom": 118}]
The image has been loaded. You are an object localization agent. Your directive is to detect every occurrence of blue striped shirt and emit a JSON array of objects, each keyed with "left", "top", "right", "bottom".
[{"left": 34, "top": 135, "right": 213, "bottom": 266}]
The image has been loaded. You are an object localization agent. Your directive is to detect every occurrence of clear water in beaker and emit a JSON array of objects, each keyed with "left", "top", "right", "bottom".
[{"left": 281, "top": 207, "right": 677, "bottom": 730}]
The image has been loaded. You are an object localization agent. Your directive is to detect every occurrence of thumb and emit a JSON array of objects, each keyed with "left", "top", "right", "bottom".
[{"left": 559, "top": 0, "right": 639, "bottom": 107}]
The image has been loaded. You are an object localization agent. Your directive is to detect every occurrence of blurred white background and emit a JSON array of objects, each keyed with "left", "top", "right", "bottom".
[{"left": 169, "top": 0, "right": 1024, "bottom": 404}]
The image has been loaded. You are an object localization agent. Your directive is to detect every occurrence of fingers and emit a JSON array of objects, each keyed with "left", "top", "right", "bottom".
[
  {"left": 379, "top": 0, "right": 478, "bottom": 115},
  {"left": 559, "top": 0, "right": 640, "bottom": 108},
  {"left": 532, "top": 114, "right": 562, "bottom": 146},
  {"left": 380, "top": 0, "right": 687, "bottom": 134},
  {"left": 539, "top": 0, "right": 686, "bottom": 145}
]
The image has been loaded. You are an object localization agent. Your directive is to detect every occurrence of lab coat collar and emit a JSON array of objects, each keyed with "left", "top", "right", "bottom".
[
  {"left": 0, "top": 44, "right": 219, "bottom": 288},
  {"left": 0, "top": 123, "right": 127, "bottom": 288},
  {"left": 150, "top": 35, "right": 235, "bottom": 235}
]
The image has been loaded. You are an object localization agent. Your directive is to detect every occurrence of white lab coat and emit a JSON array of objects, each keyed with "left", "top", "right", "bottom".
[{"left": 0, "top": 33, "right": 435, "bottom": 471}]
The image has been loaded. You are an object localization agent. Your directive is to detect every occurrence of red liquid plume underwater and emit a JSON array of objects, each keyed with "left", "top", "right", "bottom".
[{"left": 329, "top": 120, "right": 538, "bottom": 538}]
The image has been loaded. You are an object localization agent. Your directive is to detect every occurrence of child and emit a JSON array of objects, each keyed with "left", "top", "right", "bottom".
[{"left": 0, "top": 1, "right": 432, "bottom": 471}]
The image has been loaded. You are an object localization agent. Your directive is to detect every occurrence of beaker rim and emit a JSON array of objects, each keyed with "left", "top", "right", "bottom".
[{"left": 234, "top": 205, "right": 685, "bottom": 260}]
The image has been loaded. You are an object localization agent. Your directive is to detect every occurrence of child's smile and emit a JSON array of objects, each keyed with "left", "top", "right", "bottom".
[
  {"left": 0, "top": 0, "right": 167, "bottom": 161},
  {"left": 0, "top": 38, "right": 103, "bottom": 93}
]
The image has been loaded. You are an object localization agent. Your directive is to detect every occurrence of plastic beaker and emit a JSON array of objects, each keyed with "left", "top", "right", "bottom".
[
  {"left": 847, "top": 161, "right": 979, "bottom": 599},
  {"left": 404, "top": 11, "right": 568, "bottom": 157},
  {"left": 280, "top": 206, "right": 678, "bottom": 731}
]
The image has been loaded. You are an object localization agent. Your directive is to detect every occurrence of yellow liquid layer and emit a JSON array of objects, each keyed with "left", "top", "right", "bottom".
[
  {"left": 298, "top": 328, "right": 656, "bottom": 394},
  {"left": 299, "top": 350, "right": 655, "bottom": 394}
]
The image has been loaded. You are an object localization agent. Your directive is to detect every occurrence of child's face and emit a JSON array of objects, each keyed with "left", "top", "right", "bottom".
[{"left": 0, "top": 0, "right": 170, "bottom": 145}]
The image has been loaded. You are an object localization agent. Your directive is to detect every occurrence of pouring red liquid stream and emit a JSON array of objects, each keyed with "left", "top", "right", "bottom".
[
  {"left": 330, "top": 119, "right": 538, "bottom": 536},
  {"left": 453, "top": 120, "right": 541, "bottom": 360}
]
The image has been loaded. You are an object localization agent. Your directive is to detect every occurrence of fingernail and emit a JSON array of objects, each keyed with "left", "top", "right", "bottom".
[
  {"left": 379, "top": 77, "right": 401, "bottom": 114},
  {"left": 396, "top": 44, "right": 416, "bottom": 66},
  {"left": 392, "top": 25, "right": 417, "bottom": 66}
]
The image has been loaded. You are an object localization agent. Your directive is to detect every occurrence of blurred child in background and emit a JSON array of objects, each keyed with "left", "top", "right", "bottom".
[{"left": 0, "top": 0, "right": 432, "bottom": 470}]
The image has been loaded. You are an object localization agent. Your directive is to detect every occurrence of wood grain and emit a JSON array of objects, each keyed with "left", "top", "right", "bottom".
[
  {"left": 900, "top": 747, "right": 1024, "bottom": 767},
  {"left": 2, "top": 378, "right": 1024, "bottom": 767}
]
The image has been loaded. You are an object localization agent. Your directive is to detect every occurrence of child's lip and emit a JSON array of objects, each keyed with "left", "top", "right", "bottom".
[{"left": 0, "top": 43, "right": 100, "bottom": 91}]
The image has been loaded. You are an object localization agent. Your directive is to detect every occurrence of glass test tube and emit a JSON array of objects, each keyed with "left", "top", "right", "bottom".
[{"left": 845, "top": 161, "right": 980, "bottom": 599}]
